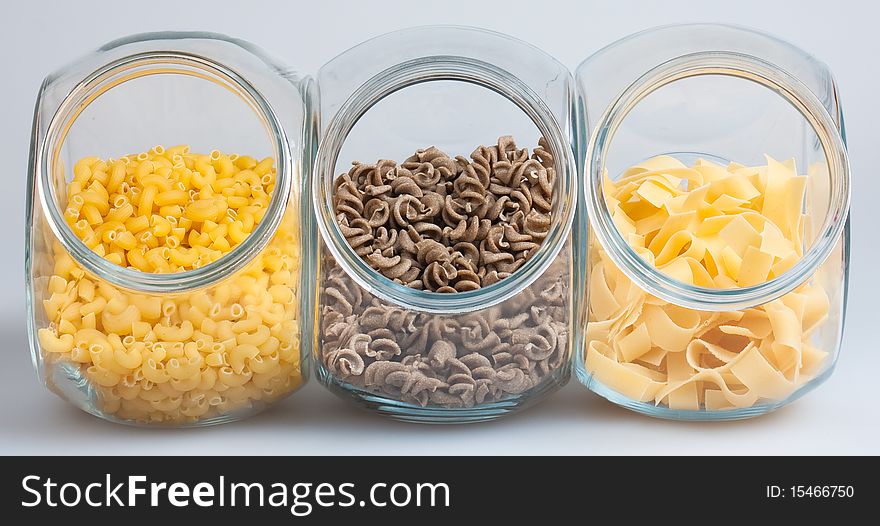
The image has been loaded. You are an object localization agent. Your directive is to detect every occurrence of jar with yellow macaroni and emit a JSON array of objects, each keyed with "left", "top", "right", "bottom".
[
  {"left": 573, "top": 24, "right": 851, "bottom": 420},
  {"left": 26, "top": 33, "right": 315, "bottom": 426}
]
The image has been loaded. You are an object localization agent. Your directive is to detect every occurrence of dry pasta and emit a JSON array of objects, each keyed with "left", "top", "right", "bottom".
[
  {"left": 320, "top": 137, "right": 569, "bottom": 408},
  {"left": 332, "top": 136, "right": 554, "bottom": 291},
  {"left": 38, "top": 146, "right": 302, "bottom": 424},
  {"left": 585, "top": 155, "right": 830, "bottom": 411}
]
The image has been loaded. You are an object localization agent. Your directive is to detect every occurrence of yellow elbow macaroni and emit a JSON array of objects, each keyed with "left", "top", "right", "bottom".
[
  {"left": 38, "top": 146, "right": 302, "bottom": 424},
  {"left": 585, "top": 156, "right": 830, "bottom": 411}
]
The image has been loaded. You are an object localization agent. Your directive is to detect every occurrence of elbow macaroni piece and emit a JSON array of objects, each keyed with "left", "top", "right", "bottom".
[
  {"left": 585, "top": 156, "right": 830, "bottom": 411},
  {"left": 38, "top": 146, "right": 302, "bottom": 424}
]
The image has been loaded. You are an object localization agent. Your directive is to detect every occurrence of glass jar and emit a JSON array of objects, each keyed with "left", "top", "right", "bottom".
[
  {"left": 573, "top": 24, "right": 851, "bottom": 420},
  {"left": 26, "top": 32, "right": 315, "bottom": 426},
  {"left": 312, "top": 26, "right": 577, "bottom": 422}
]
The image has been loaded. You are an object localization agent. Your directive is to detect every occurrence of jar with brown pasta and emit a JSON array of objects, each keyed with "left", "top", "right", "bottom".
[
  {"left": 574, "top": 24, "right": 851, "bottom": 420},
  {"left": 26, "top": 33, "right": 315, "bottom": 426},
  {"left": 312, "top": 27, "right": 577, "bottom": 422}
]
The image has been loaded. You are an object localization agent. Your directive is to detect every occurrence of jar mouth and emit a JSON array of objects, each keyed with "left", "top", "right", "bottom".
[
  {"left": 585, "top": 51, "right": 850, "bottom": 311},
  {"left": 313, "top": 56, "right": 576, "bottom": 314},
  {"left": 38, "top": 51, "right": 291, "bottom": 293}
]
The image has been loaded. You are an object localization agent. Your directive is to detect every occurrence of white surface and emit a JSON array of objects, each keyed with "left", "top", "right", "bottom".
[{"left": 1, "top": 0, "right": 877, "bottom": 455}]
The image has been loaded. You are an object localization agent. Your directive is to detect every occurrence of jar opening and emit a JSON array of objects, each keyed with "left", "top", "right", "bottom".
[
  {"left": 585, "top": 51, "right": 850, "bottom": 311},
  {"left": 314, "top": 56, "right": 576, "bottom": 314},
  {"left": 38, "top": 51, "right": 291, "bottom": 293}
]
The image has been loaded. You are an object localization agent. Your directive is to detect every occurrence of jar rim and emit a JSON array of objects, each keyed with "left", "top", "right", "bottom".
[
  {"left": 584, "top": 50, "right": 851, "bottom": 311},
  {"left": 37, "top": 49, "right": 292, "bottom": 293},
  {"left": 313, "top": 55, "right": 576, "bottom": 314}
]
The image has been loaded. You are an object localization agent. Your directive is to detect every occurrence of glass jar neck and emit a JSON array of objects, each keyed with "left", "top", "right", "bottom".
[
  {"left": 38, "top": 51, "right": 291, "bottom": 293},
  {"left": 585, "top": 51, "right": 850, "bottom": 311},
  {"left": 314, "top": 56, "right": 576, "bottom": 314}
]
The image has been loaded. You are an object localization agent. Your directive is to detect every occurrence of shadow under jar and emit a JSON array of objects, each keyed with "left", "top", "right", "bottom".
[
  {"left": 573, "top": 24, "right": 851, "bottom": 420},
  {"left": 26, "top": 33, "right": 315, "bottom": 426},
  {"left": 312, "top": 26, "right": 577, "bottom": 423}
]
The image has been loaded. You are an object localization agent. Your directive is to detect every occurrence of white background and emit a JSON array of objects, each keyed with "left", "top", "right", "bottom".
[{"left": 1, "top": 0, "right": 877, "bottom": 455}]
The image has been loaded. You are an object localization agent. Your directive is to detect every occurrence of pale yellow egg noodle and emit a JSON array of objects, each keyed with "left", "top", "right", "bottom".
[
  {"left": 586, "top": 155, "right": 830, "bottom": 411},
  {"left": 38, "top": 145, "right": 302, "bottom": 424}
]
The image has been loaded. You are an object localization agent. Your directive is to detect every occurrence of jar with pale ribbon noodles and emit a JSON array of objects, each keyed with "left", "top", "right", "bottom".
[
  {"left": 26, "top": 33, "right": 314, "bottom": 426},
  {"left": 573, "top": 24, "right": 851, "bottom": 419},
  {"left": 312, "top": 27, "right": 576, "bottom": 422}
]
